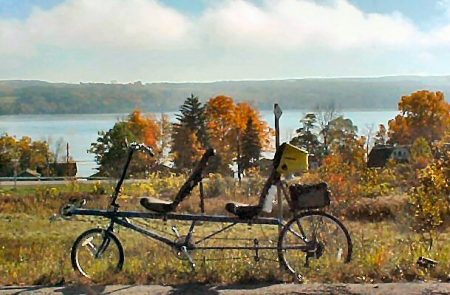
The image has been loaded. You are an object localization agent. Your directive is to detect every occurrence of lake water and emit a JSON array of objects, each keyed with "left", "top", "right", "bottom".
[{"left": 0, "top": 110, "right": 398, "bottom": 176}]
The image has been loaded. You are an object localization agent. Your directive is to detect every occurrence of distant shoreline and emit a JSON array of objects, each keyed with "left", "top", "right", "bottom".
[
  {"left": 0, "top": 108, "right": 398, "bottom": 117},
  {"left": 1, "top": 77, "right": 447, "bottom": 116}
]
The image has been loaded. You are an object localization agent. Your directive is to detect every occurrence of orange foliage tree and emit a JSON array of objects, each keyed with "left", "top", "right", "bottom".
[
  {"left": 205, "top": 96, "right": 271, "bottom": 175},
  {"left": 172, "top": 126, "right": 203, "bottom": 172},
  {"left": 0, "top": 134, "right": 53, "bottom": 177},
  {"left": 90, "top": 110, "right": 161, "bottom": 177},
  {"left": 388, "top": 90, "right": 450, "bottom": 145}
]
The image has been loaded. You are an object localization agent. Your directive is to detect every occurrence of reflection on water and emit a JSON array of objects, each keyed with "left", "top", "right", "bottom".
[{"left": 0, "top": 110, "right": 398, "bottom": 176}]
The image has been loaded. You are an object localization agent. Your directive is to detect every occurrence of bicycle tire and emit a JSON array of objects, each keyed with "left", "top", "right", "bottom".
[
  {"left": 71, "top": 228, "right": 124, "bottom": 281},
  {"left": 278, "top": 211, "right": 352, "bottom": 279}
]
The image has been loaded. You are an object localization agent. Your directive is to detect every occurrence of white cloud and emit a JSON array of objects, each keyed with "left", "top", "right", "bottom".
[
  {"left": 438, "top": 0, "right": 450, "bottom": 18},
  {"left": 427, "top": 24, "right": 450, "bottom": 47},
  {"left": 1, "top": 0, "right": 450, "bottom": 81},
  {"left": 200, "top": 0, "right": 419, "bottom": 50},
  {"left": 0, "top": 0, "right": 427, "bottom": 55},
  {"left": 0, "top": 0, "right": 191, "bottom": 55}
]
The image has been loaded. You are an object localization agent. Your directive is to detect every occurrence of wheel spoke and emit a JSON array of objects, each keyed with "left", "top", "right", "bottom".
[
  {"left": 72, "top": 229, "right": 124, "bottom": 282},
  {"left": 287, "top": 226, "right": 305, "bottom": 241},
  {"left": 278, "top": 212, "right": 352, "bottom": 279}
]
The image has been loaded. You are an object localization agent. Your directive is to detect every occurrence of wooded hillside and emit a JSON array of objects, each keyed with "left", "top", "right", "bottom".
[{"left": 1, "top": 76, "right": 450, "bottom": 114}]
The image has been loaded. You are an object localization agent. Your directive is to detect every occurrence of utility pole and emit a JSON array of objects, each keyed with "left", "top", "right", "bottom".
[
  {"left": 12, "top": 158, "right": 19, "bottom": 191},
  {"left": 237, "top": 129, "right": 241, "bottom": 184},
  {"left": 66, "top": 142, "right": 70, "bottom": 177},
  {"left": 66, "top": 142, "right": 69, "bottom": 164}
]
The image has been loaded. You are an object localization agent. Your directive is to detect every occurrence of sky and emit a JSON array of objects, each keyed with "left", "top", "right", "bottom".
[{"left": 1, "top": 0, "right": 450, "bottom": 83}]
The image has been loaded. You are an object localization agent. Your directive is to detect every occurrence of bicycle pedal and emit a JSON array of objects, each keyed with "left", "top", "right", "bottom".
[
  {"left": 180, "top": 245, "right": 196, "bottom": 271},
  {"left": 294, "top": 274, "right": 304, "bottom": 284}
]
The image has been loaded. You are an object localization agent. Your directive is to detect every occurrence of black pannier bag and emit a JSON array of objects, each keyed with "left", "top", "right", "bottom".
[{"left": 289, "top": 182, "right": 331, "bottom": 210}]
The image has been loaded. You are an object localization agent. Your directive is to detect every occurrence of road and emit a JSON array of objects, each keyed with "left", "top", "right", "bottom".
[
  {"left": 2, "top": 283, "right": 450, "bottom": 295},
  {"left": 0, "top": 179, "right": 145, "bottom": 186}
]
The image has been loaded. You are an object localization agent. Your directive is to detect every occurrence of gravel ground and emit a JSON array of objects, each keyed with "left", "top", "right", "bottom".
[{"left": 2, "top": 283, "right": 450, "bottom": 295}]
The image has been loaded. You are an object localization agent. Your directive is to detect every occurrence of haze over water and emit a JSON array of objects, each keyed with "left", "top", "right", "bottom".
[{"left": 0, "top": 110, "right": 398, "bottom": 177}]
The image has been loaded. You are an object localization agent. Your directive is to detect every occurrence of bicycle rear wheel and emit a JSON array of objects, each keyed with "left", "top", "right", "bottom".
[
  {"left": 71, "top": 228, "right": 124, "bottom": 281},
  {"left": 278, "top": 211, "right": 352, "bottom": 279}
]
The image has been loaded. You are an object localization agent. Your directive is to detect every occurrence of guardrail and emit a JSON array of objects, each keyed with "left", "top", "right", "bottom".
[{"left": 0, "top": 176, "right": 111, "bottom": 182}]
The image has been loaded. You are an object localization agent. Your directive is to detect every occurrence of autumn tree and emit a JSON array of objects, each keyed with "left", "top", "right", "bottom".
[
  {"left": 388, "top": 90, "right": 450, "bottom": 145},
  {"left": 205, "top": 96, "right": 271, "bottom": 175},
  {"left": 90, "top": 110, "right": 160, "bottom": 177},
  {"left": 326, "top": 116, "right": 365, "bottom": 167},
  {"left": 205, "top": 96, "right": 237, "bottom": 174},
  {"left": 172, "top": 126, "right": 203, "bottom": 172},
  {"left": 240, "top": 117, "right": 262, "bottom": 174},
  {"left": 0, "top": 134, "right": 53, "bottom": 177},
  {"left": 410, "top": 137, "right": 434, "bottom": 169},
  {"left": 171, "top": 94, "right": 208, "bottom": 171}
]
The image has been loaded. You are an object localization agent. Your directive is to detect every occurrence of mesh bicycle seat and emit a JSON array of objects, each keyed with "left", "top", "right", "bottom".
[
  {"left": 225, "top": 202, "right": 261, "bottom": 219},
  {"left": 140, "top": 196, "right": 174, "bottom": 213},
  {"left": 140, "top": 148, "right": 215, "bottom": 213}
]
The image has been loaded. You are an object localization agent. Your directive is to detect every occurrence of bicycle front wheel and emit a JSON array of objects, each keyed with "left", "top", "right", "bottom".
[
  {"left": 71, "top": 228, "right": 124, "bottom": 281},
  {"left": 278, "top": 211, "right": 352, "bottom": 278}
]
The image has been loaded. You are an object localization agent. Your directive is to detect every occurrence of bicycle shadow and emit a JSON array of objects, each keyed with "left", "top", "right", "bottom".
[
  {"left": 168, "top": 283, "right": 219, "bottom": 295},
  {"left": 53, "top": 284, "right": 107, "bottom": 295},
  {"left": 0, "top": 285, "right": 106, "bottom": 295},
  {"left": 0, "top": 286, "right": 49, "bottom": 295},
  {"left": 168, "top": 282, "right": 276, "bottom": 295}
]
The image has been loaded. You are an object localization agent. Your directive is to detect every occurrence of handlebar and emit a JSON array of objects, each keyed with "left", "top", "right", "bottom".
[{"left": 130, "top": 142, "right": 155, "bottom": 157}]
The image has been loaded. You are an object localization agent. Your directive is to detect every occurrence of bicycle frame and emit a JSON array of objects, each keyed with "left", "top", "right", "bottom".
[
  {"left": 68, "top": 144, "right": 354, "bottom": 282},
  {"left": 68, "top": 145, "right": 311, "bottom": 255},
  {"left": 69, "top": 178, "right": 309, "bottom": 253}
]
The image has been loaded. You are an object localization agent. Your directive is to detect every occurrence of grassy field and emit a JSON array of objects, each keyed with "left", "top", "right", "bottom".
[{"left": 1, "top": 182, "right": 449, "bottom": 285}]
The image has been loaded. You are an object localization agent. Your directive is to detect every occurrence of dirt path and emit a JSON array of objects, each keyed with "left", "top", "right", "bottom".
[{"left": 2, "top": 283, "right": 450, "bottom": 295}]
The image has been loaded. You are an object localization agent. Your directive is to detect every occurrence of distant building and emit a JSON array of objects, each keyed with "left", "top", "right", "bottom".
[
  {"left": 17, "top": 169, "right": 41, "bottom": 179},
  {"left": 149, "top": 163, "right": 177, "bottom": 176},
  {"left": 255, "top": 158, "right": 273, "bottom": 176},
  {"left": 367, "top": 145, "right": 410, "bottom": 168},
  {"left": 37, "top": 162, "right": 77, "bottom": 177}
]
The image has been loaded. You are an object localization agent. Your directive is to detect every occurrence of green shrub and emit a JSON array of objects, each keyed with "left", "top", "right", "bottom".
[
  {"left": 409, "top": 163, "right": 449, "bottom": 232},
  {"left": 204, "top": 173, "right": 234, "bottom": 198}
]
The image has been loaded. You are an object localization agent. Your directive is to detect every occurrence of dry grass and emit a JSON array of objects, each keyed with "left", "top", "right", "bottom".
[
  {"left": 341, "top": 195, "right": 410, "bottom": 222},
  {"left": 1, "top": 179, "right": 449, "bottom": 286}
]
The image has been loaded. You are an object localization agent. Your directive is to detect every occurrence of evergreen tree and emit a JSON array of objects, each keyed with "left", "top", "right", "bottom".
[
  {"left": 171, "top": 94, "right": 208, "bottom": 171},
  {"left": 240, "top": 117, "right": 262, "bottom": 173},
  {"left": 176, "top": 94, "right": 208, "bottom": 147},
  {"left": 290, "top": 113, "right": 323, "bottom": 158}
]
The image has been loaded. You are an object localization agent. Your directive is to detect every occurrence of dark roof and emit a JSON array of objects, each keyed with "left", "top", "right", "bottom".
[
  {"left": 88, "top": 170, "right": 107, "bottom": 179},
  {"left": 149, "top": 164, "right": 177, "bottom": 176},
  {"left": 18, "top": 169, "right": 41, "bottom": 178},
  {"left": 367, "top": 146, "right": 394, "bottom": 168},
  {"left": 37, "top": 162, "right": 77, "bottom": 177}
]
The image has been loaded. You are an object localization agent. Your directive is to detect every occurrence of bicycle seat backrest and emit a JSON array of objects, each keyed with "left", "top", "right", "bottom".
[
  {"left": 171, "top": 148, "right": 215, "bottom": 208},
  {"left": 256, "top": 145, "right": 285, "bottom": 208}
]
